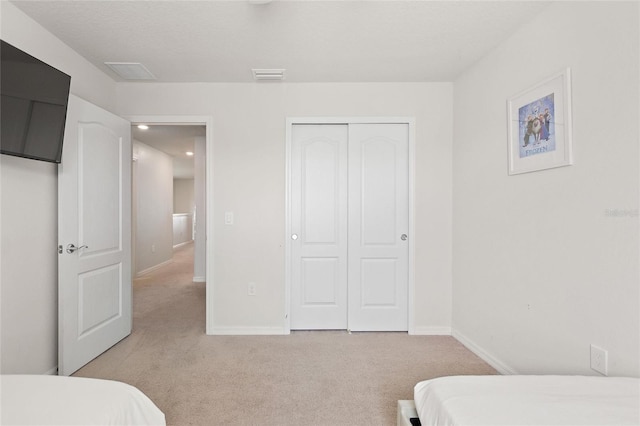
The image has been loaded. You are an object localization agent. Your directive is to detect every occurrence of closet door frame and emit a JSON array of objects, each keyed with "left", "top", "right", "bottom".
[{"left": 284, "top": 117, "right": 416, "bottom": 334}]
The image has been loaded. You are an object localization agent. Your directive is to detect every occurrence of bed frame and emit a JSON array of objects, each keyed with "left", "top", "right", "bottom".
[{"left": 397, "top": 400, "right": 418, "bottom": 426}]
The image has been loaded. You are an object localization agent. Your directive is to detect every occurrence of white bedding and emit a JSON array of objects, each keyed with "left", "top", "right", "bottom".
[
  {"left": 1, "top": 375, "right": 166, "bottom": 426},
  {"left": 414, "top": 375, "right": 640, "bottom": 426}
]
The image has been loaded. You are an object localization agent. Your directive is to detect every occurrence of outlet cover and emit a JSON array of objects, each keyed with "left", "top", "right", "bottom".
[
  {"left": 225, "top": 211, "right": 234, "bottom": 225},
  {"left": 248, "top": 282, "right": 256, "bottom": 296},
  {"left": 590, "top": 344, "right": 608, "bottom": 376}
]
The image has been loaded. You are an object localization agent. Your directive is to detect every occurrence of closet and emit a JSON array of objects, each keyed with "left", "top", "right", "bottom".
[{"left": 289, "top": 122, "right": 410, "bottom": 331}]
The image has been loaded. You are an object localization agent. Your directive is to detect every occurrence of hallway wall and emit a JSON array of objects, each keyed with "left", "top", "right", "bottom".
[{"left": 134, "top": 141, "right": 174, "bottom": 275}]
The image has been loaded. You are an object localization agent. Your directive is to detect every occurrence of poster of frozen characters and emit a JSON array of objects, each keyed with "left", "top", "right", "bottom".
[{"left": 518, "top": 93, "right": 555, "bottom": 158}]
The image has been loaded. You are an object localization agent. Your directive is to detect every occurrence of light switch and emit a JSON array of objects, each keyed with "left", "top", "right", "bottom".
[{"left": 225, "top": 211, "right": 234, "bottom": 225}]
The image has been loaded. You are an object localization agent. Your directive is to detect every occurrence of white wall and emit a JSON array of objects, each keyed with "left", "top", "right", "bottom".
[
  {"left": 1, "top": 156, "right": 58, "bottom": 374},
  {"left": 172, "top": 214, "right": 193, "bottom": 247},
  {"left": 173, "top": 178, "right": 194, "bottom": 214},
  {"left": 133, "top": 141, "right": 174, "bottom": 275},
  {"left": 193, "top": 136, "right": 207, "bottom": 281},
  {"left": 452, "top": 2, "right": 639, "bottom": 376},
  {"left": 0, "top": 2, "right": 117, "bottom": 374},
  {"left": 116, "top": 83, "right": 453, "bottom": 334}
]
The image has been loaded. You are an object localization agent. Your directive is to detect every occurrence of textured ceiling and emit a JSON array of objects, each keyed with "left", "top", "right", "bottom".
[
  {"left": 12, "top": 0, "right": 549, "bottom": 177},
  {"left": 11, "top": 0, "right": 548, "bottom": 83},
  {"left": 132, "top": 125, "right": 205, "bottom": 179}
]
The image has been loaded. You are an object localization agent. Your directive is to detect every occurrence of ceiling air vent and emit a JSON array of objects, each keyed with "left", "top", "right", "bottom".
[
  {"left": 105, "top": 62, "right": 156, "bottom": 80},
  {"left": 252, "top": 69, "right": 285, "bottom": 81}
]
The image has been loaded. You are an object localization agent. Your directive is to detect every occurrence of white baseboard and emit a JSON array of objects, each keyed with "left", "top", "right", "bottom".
[
  {"left": 136, "top": 259, "right": 173, "bottom": 277},
  {"left": 173, "top": 240, "right": 193, "bottom": 249},
  {"left": 209, "top": 326, "right": 288, "bottom": 336},
  {"left": 193, "top": 276, "right": 206, "bottom": 283},
  {"left": 411, "top": 326, "right": 452, "bottom": 335},
  {"left": 452, "top": 329, "right": 517, "bottom": 375},
  {"left": 44, "top": 366, "right": 58, "bottom": 375}
]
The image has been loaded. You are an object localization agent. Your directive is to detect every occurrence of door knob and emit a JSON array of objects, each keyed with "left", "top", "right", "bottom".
[
  {"left": 400, "top": 234, "right": 408, "bottom": 241},
  {"left": 291, "top": 234, "right": 298, "bottom": 240},
  {"left": 66, "top": 244, "right": 89, "bottom": 254}
]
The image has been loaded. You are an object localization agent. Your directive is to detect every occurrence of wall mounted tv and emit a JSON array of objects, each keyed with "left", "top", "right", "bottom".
[{"left": 1, "top": 40, "right": 71, "bottom": 164}]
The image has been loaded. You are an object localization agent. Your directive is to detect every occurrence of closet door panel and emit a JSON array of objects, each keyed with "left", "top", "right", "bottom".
[
  {"left": 291, "top": 124, "right": 348, "bottom": 329},
  {"left": 348, "top": 123, "right": 409, "bottom": 331}
]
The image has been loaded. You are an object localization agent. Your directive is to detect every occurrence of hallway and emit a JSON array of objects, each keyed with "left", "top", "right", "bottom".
[{"left": 132, "top": 243, "right": 205, "bottom": 333}]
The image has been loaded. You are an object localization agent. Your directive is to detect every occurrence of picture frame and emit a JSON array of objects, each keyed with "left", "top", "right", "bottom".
[{"left": 507, "top": 68, "right": 573, "bottom": 175}]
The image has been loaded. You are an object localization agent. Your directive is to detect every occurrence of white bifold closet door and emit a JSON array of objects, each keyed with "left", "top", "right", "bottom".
[{"left": 290, "top": 123, "right": 409, "bottom": 331}]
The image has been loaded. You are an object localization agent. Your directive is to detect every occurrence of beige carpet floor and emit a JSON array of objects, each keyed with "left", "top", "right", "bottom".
[{"left": 74, "top": 243, "right": 497, "bottom": 425}]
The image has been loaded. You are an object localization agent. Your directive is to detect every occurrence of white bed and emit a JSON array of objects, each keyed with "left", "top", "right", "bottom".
[
  {"left": 400, "top": 375, "right": 640, "bottom": 426},
  {"left": 1, "top": 375, "right": 166, "bottom": 426}
]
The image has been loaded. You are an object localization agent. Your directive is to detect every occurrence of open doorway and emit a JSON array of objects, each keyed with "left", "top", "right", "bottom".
[
  {"left": 131, "top": 124, "right": 205, "bottom": 279},
  {"left": 128, "top": 117, "right": 212, "bottom": 333}
]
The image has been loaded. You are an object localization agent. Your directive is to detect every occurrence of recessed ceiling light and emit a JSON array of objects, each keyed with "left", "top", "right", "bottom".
[
  {"left": 186, "top": 151, "right": 194, "bottom": 156},
  {"left": 137, "top": 125, "right": 149, "bottom": 130},
  {"left": 105, "top": 62, "right": 156, "bottom": 80},
  {"left": 252, "top": 69, "right": 285, "bottom": 81}
]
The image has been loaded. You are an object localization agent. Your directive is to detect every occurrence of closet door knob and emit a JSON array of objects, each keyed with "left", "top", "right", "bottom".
[
  {"left": 400, "top": 234, "right": 408, "bottom": 241},
  {"left": 291, "top": 234, "right": 298, "bottom": 240}
]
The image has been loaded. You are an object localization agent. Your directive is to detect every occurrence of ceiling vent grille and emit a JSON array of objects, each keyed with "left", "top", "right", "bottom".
[
  {"left": 252, "top": 69, "right": 286, "bottom": 81},
  {"left": 105, "top": 62, "right": 156, "bottom": 80}
]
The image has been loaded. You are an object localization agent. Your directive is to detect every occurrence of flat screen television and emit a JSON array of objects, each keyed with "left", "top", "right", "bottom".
[{"left": 1, "top": 40, "right": 71, "bottom": 163}]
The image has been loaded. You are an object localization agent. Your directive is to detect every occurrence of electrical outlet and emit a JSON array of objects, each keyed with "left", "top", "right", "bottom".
[
  {"left": 248, "top": 282, "right": 256, "bottom": 296},
  {"left": 151, "top": 244, "right": 156, "bottom": 253},
  {"left": 225, "top": 211, "right": 234, "bottom": 225},
  {"left": 590, "top": 344, "right": 608, "bottom": 376}
]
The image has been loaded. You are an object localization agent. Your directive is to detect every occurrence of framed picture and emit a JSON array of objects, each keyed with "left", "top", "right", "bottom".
[{"left": 507, "top": 68, "right": 573, "bottom": 175}]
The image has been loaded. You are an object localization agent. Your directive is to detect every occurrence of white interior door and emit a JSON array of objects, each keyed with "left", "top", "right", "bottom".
[
  {"left": 290, "top": 124, "right": 348, "bottom": 329},
  {"left": 58, "top": 95, "right": 132, "bottom": 375},
  {"left": 289, "top": 122, "right": 409, "bottom": 331},
  {"left": 348, "top": 123, "right": 409, "bottom": 331}
]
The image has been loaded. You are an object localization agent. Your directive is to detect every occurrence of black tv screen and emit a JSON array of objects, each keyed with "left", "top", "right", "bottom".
[{"left": 1, "top": 40, "right": 71, "bottom": 163}]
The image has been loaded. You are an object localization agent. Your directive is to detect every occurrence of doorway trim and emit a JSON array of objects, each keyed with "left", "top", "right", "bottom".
[
  {"left": 125, "top": 115, "right": 214, "bottom": 334},
  {"left": 284, "top": 116, "right": 416, "bottom": 334}
]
